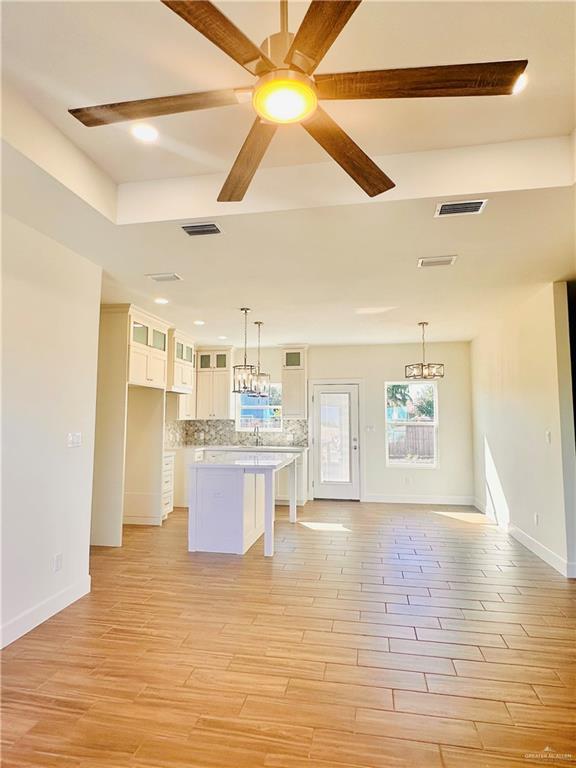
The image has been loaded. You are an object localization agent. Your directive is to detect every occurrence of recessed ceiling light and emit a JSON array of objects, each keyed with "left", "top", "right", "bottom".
[
  {"left": 154, "top": 297, "right": 169, "bottom": 305},
  {"left": 512, "top": 73, "right": 528, "bottom": 95},
  {"left": 218, "top": 335, "right": 228, "bottom": 340},
  {"left": 355, "top": 307, "right": 395, "bottom": 315},
  {"left": 193, "top": 320, "right": 205, "bottom": 326},
  {"left": 131, "top": 123, "right": 158, "bottom": 143}
]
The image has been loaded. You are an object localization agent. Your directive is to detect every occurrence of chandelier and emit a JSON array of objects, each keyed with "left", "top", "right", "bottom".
[
  {"left": 405, "top": 322, "right": 445, "bottom": 380},
  {"left": 252, "top": 321, "right": 271, "bottom": 397},
  {"left": 232, "top": 308, "right": 256, "bottom": 394}
]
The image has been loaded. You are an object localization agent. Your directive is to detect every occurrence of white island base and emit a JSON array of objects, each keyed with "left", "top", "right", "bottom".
[{"left": 188, "top": 452, "right": 298, "bottom": 557}]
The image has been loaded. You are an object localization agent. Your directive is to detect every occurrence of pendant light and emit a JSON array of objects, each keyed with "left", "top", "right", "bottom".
[
  {"left": 253, "top": 321, "right": 271, "bottom": 397},
  {"left": 232, "top": 308, "right": 256, "bottom": 394},
  {"left": 405, "top": 322, "right": 445, "bottom": 380}
]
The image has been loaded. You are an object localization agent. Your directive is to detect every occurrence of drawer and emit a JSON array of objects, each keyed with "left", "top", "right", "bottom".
[
  {"left": 162, "top": 474, "right": 173, "bottom": 492},
  {"left": 162, "top": 491, "right": 173, "bottom": 516},
  {"left": 163, "top": 454, "right": 175, "bottom": 470}
]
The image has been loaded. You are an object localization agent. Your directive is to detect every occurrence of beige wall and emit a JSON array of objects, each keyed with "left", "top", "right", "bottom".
[
  {"left": 471, "top": 282, "right": 575, "bottom": 576},
  {"left": 307, "top": 343, "right": 474, "bottom": 504},
  {"left": 1, "top": 214, "right": 102, "bottom": 646}
]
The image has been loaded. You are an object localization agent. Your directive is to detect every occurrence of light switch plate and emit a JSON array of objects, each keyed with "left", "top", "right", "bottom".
[{"left": 66, "top": 432, "right": 82, "bottom": 448}]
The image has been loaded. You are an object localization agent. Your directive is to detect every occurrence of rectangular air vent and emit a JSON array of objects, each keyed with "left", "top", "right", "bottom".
[
  {"left": 145, "top": 272, "right": 182, "bottom": 282},
  {"left": 182, "top": 222, "right": 221, "bottom": 236},
  {"left": 434, "top": 200, "right": 487, "bottom": 217},
  {"left": 418, "top": 255, "right": 457, "bottom": 268}
]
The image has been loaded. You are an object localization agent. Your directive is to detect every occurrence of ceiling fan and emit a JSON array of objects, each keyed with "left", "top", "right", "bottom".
[{"left": 69, "top": 0, "right": 527, "bottom": 202}]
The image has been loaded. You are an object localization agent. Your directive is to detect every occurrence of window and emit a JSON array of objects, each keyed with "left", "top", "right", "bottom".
[
  {"left": 235, "top": 384, "right": 282, "bottom": 432},
  {"left": 385, "top": 382, "right": 438, "bottom": 466}
]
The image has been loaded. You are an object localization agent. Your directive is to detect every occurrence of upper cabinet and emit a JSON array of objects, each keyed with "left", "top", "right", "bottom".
[
  {"left": 197, "top": 350, "right": 230, "bottom": 371},
  {"left": 281, "top": 346, "right": 308, "bottom": 418},
  {"left": 196, "top": 348, "right": 233, "bottom": 420},
  {"left": 167, "top": 329, "right": 195, "bottom": 393},
  {"left": 128, "top": 309, "right": 170, "bottom": 389}
]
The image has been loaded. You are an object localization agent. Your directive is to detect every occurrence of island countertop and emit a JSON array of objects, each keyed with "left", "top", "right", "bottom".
[{"left": 189, "top": 451, "right": 298, "bottom": 470}]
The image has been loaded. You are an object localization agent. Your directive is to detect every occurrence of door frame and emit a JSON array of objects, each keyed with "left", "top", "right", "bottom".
[{"left": 307, "top": 378, "right": 366, "bottom": 501}]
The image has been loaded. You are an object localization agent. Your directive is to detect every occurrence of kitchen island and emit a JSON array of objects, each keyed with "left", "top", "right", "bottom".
[{"left": 188, "top": 452, "right": 298, "bottom": 557}]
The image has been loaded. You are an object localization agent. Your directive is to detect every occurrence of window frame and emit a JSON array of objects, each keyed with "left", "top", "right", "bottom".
[
  {"left": 235, "top": 384, "right": 283, "bottom": 433},
  {"left": 385, "top": 381, "right": 439, "bottom": 469}
]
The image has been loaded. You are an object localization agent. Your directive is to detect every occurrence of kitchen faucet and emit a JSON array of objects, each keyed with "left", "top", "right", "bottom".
[{"left": 253, "top": 425, "right": 262, "bottom": 446}]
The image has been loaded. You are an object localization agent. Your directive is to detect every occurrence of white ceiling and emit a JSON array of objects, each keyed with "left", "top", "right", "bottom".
[
  {"left": 4, "top": 142, "right": 574, "bottom": 346},
  {"left": 2, "top": 1, "right": 574, "bottom": 183}
]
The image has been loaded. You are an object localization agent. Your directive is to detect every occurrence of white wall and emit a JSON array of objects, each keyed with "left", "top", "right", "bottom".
[
  {"left": 1, "top": 214, "right": 102, "bottom": 647},
  {"left": 471, "top": 282, "right": 575, "bottom": 576},
  {"left": 307, "top": 343, "right": 474, "bottom": 504}
]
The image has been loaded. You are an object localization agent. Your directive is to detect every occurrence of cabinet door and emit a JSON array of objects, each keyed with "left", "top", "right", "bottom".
[
  {"left": 282, "top": 369, "right": 306, "bottom": 418},
  {"left": 147, "top": 350, "right": 167, "bottom": 388},
  {"left": 214, "top": 351, "right": 229, "bottom": 370},
  {"left": 182, "top": 365, "right": 194, "bottom": 388},
  {"left": 129, "top": 346, "right": 149, "bottom": 386},
  {"left": 212, "top": 370, "right": 231, "bottom": 419},
  {"left": 176, "top": 392, "right": 193, "bottom": 420},
  {"left": 196, "top": 371, "right": 213, "bottom": 419},
  {"left": 131, "top": 319, "right": 149, "bottom": 346},
  {"left": 283, "top": 349, "right": 304, "bottom": 369},
  {"left": 198, "top": 352, "right": 212, "bottom": 371}
]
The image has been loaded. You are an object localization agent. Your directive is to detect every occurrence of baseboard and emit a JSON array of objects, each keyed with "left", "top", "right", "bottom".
[
  {"left": 508, "top": 524, "right": 572, "bottom": 577},
  {"left": 123, "top": 516, "right": 162, "bottom": 525},
  {"left": 275, "top": 497, "right": 308, "bottom": 507},
  {"left": 361, "top": 494, "right": 476, "bottom": 506},
  {"left": 473, "top": 497, "right": 486, "bottom": 514},
  {"left": 1, "top": 575, "right": 91, "bottom": 649}
]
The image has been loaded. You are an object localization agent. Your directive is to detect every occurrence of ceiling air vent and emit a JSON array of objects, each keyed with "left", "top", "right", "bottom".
[
  {"left": 418, "top": 255, "right": 457, "bottom": 268},
  {"left": 181, "top": 222, "right": 221, "bottom": 236},
  {"left": 434, "top": 200, "right": 487, "bottom": 217},
  {"left": 145, "top": 272, "right": 183, "bottom": 282}
]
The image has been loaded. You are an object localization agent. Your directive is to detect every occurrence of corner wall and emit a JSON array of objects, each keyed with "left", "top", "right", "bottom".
[
  {"left": 471, "top": 282, "right": 575, "bottom": 576},
  {"left": 1, "top": 214, "right": 102, "bottom": 646}
]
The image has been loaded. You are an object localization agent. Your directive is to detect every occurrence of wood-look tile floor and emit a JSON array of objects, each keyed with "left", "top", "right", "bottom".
[{"left": 2, "top": 502, "right": 575, "bottom": 767}]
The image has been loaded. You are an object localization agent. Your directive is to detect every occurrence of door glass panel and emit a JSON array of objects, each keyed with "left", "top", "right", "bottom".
[
  {"left": 199, "top": 353, "right": 211, "bottom": 369},
  {"left": 132, "top": 322, "right": 148, "bottom": 345},
  {"left": 319, "top": 393, "right": 350, "bottom": 483},
  {"left": 215, "top": 353, "right": 227, "bottom": 368},
  {"left": 176, "top": 342, "right": 184, "bottom": 359},
  {"left": 185, "top": 345, "right": 194, "bottom": 363},
  {"left": 152, "top": 329, "right": 166, "bottom": 351},
  {"left": 285, "top": 351, "right": 301, "bottom": 367}
]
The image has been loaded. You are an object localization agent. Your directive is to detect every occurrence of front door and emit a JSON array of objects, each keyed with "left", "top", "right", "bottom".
[{"left": 312, "top": 384, "right": 360, "bottom": 500}]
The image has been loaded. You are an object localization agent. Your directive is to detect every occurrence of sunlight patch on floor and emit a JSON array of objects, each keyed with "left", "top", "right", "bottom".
[
  {"left": 299, "top": 521, "right": 352, "bottom": 532},
  {"left": 430, "top": 510, "right": 490, "bottom": 524}
]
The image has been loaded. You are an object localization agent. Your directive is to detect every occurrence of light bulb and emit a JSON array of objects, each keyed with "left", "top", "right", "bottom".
[{"left": 253, "top": 71, "right": 318, "bottom": 125}]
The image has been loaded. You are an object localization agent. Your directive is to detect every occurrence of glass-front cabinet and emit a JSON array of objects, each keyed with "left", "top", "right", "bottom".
[
  {"left": 196, "top": 348, "right": 233, "bottom": 420},
  {"left": 167, "top": 329, "right": 195, "bottom": 394},
  {"left": 198, "top": 350, "right": 230, "bottom": 371},
  {"left": 128, "top": 309, "right": 170, "bottom": 389}
]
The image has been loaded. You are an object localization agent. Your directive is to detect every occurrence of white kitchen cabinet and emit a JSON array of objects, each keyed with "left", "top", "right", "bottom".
[
  {"left": 168, "top": 330, "right": 195, "bottom": 394},
  {"left": 166, "top": 391, "right": 196, "bottom": 422},
  {"left": 196, "top": 348, "right": 233, "bottom": 419},
  {"left": 281, "top": 346, "right": 308, "bottom": 418},
  {"left": 162, "top": 452, "right": 175, "bottom": 519},
  {"left": 128, "top": 310, "right": 169, "bottom": 389}
]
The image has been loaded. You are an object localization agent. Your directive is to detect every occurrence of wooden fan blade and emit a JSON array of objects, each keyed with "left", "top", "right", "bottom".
[
  {"left": 285, "top": 0, "right": 362, "bottom": 74},
  {"left": 218, "top": 119, "right": 277, "bottom": 202},
  {"left": 161, "top": 1, "right": 274, "bottom": 75},
  {"left": 69, "top": 89, "right": 246, "bottom": 127},
  {"left": 315, "top": 60, "right": 528, "bottom": 100},
  {"left": 302, "top": 107, "right": 394, "bottom": 196}
]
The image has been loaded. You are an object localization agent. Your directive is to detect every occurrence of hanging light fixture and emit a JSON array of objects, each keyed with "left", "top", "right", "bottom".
[
  {"left": 405, "top": 322, "right": 445, "bottom": 380},
  {"left": 232, "top": 308, "right": 256, "bottom": 394},
  {"left": 252, "top": 321, "right": 271, "bottom": 397}
]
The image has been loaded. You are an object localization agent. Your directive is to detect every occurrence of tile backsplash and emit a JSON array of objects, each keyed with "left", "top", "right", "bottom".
[{"left": 165, "top": 419, "right": 308, "bottom": 449}]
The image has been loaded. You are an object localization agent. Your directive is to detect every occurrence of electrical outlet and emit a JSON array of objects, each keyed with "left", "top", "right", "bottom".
[
  {"left": 50, "top": 553, "right": 63, "bottom": 573},
  {"left": 545, "top": 430, "right": 552, "bottom": 445},
  {"left": 534, "top": 512, "right": 540, "bottom": 527},
  {"left": 66, "top": 432, "right": 82, "bottom": 448}
]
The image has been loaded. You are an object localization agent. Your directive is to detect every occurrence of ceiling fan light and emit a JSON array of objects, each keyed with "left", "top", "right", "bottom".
[{"left": 253, "top": 71, "right": 317, "bottom": 124}]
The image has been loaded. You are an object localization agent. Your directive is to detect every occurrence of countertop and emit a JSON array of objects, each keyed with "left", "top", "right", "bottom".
[
  {"left": 189, "top": 451, "right": 298, "bottom": 470},
  {"left": 176, "top": 444, "right": 308, "bottom": 453}
]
